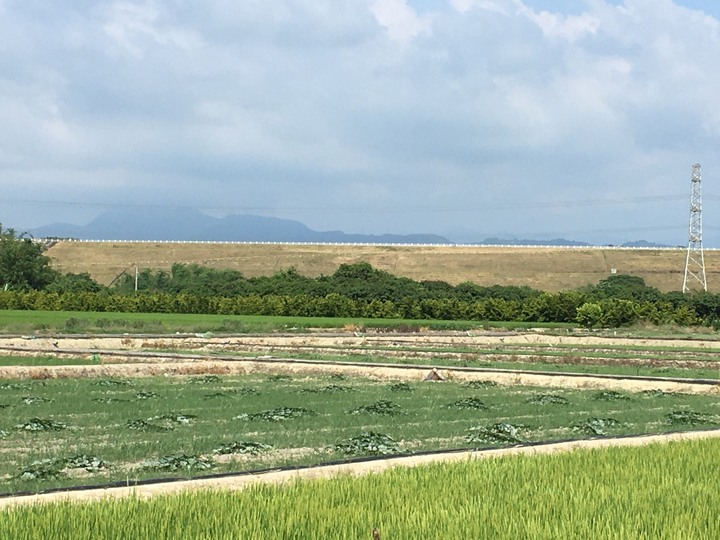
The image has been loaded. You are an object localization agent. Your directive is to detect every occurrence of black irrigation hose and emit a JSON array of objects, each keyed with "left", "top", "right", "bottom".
[
  {"left": 1, "top": 345, "right": 718, "bottom": 387},
  {"left": 2, "top": 427, "right": 720, "bottom": 501}
]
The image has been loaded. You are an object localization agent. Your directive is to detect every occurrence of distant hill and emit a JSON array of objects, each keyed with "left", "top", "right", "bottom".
[
  {"left": 31, "top": 208, "right": 452, "bottom": 245},
  {"left": 477, "top": 237, "right": 591, "bottom": 247},
  {"left": 620, "top": 240, "right": 672, "bottom": 248}
]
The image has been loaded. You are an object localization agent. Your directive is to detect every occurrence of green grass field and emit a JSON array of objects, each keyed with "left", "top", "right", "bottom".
[
  {"left": 2, "top": 437, "right": 719, "bottom": 539},
  {"left": 1, "top": 372, "right": 718, "bottom": 495},
  {"left": 0, "top": 309, "right": 572, "bottom": 334}
]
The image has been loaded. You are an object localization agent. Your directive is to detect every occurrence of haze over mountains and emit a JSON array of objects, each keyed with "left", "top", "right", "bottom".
[
  {"left": 29, "top": 208, "right": 669, "bottom": 247},
  {"left": 31, "top": 208, "right": 451, "bottom": 244}
]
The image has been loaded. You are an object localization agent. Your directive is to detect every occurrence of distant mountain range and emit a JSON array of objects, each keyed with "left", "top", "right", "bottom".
[
  {"left": 30, "top": 208, "right": 452, "bottom": 244},
  {"left": 29, "top": 208, "right": 671, "bottom": 247}
]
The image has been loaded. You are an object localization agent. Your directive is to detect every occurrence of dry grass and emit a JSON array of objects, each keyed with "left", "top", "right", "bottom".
[{"left": 46, "top": 241, "right": 716, "bottom": 292}]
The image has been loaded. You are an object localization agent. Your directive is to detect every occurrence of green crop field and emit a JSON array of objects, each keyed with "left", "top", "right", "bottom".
[
  {"left": 1, "top": 372, "right": 719, "bottom": 495},
  {"left": 0, "top": 309, "right": 567, "bottom": 335},
  {"left": 2, "top": 437, "right": 719, "bottom": 539}
]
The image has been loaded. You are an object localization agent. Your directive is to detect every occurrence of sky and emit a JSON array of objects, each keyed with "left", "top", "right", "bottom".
[{"left": 2, "top": 0, "right": 720, "bottom": 245}]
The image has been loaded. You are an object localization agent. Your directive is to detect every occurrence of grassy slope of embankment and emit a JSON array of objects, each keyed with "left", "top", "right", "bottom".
[{"left": 46, "top": 241, "right": 719, "bottom": 292}]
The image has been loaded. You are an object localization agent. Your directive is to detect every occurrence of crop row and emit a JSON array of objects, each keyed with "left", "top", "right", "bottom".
[{"left": 1, "top": 373, "right": 719, "bottom": 494}]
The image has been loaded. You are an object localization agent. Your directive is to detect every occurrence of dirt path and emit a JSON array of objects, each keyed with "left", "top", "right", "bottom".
[
  {"left": 0, "top": 355, "right": 718, "bottom": 394},
  {"left": 2, "top": 429, "right": 718, "bottom": 509},
  {"left": 4, "top": 332, "right": 720, "bottom": 352}
]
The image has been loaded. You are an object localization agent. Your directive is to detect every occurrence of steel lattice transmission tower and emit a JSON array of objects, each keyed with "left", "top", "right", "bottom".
[{"left": 683, "top": 163, "right": 707, "bottom": 293}]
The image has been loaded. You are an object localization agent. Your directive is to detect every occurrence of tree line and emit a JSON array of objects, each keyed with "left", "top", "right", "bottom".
[{"left": 0, "top": 225, "right": 717, "bottom": 328}]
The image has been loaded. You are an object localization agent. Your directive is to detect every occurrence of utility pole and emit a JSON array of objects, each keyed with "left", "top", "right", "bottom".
[
  {"left": 135, "top": 264, "right": 139, "bottom": 293},
  {"left": 683, "top": 163, "right": 707, "bottom": 293}
]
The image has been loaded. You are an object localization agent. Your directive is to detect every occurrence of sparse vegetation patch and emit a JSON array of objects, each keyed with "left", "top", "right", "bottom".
[
  {"left": 212, "top": 441, "right": 273, "bottom": 455},
  {"left": 15, "top": 418, "right": 68, "bottom": 432},
  {"left": 140, "top": 454, "right": 214, "bottom": 472},
  {"left": 235, "top": 407, "right": 316, "bottom": 422},
  {"left": 331, "top": 431, "right": 399, "bottom": 456},
  {"left": 665, "top": 410, "right": 719, "bottom": 426},
  {"left": 349, "top": 400, "right": 401, "bottom": 416},
  {"left": 593, "top": 391, "right": 631, "bottom": 401},
  {"left": 448, "top": 397, "right": 489, "bottom": 410},
  {"left": 466, "top": 423, "right": 526, "bottom": 445},
  {"left": 526, "top": 394, "right": 570, "bottom": 405},
  {"left": 572, "top": 417, "right": 622, "bottom": 436}
]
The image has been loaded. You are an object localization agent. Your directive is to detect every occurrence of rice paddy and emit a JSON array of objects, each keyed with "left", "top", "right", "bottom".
[{"left": 2, "top": 437, "right": 719, "bottom": 539}]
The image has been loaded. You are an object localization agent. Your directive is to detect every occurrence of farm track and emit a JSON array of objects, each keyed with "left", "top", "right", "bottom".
[{"left": 2, "top": 429, "right": 719, "bottom": 508}]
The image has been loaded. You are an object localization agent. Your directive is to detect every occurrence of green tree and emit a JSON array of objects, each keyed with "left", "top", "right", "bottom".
[
  {"left": 46, "top": 272, "right": 104, "bottom": 293},
  {"left": 576, "top": 302, "right": 603, "bottom": 329},
  {"left": 0, "top": 225, "right": 58, "bottom": 290}
]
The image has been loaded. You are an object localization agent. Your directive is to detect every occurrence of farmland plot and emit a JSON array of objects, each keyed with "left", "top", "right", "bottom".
[
  {"left": 1, "top": 372, "right": 719, "bottom": 495},
  {"left": 2, "top": 437, "right": 720, "bottom": 539}
]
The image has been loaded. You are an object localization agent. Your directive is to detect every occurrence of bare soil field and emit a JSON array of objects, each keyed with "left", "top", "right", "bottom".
[{"left": 46, "top": 241, "right": 719, "bottom": 291}]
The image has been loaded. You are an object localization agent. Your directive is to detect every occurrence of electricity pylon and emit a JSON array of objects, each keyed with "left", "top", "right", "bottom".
[{"left": 682, "top": 163, "right": 707, "bottom": 293}]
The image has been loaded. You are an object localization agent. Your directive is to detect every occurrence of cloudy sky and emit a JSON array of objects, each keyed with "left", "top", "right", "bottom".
[{"left": 2, "top": 0, "right": 720, "bottom": 245}]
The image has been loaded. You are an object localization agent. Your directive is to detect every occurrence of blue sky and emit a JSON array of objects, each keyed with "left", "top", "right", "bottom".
[{"left": 2, "top": 0, "right": 720, "bottom": 245}]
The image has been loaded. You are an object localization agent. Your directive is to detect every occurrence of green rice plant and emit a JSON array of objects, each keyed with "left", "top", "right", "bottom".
[
  {"left": 572, "top": 417, "right": 622, "bottom": 436},
  {"left": 665, "top": 410, "right": 719, "bottom": 426},
  {"left": 348, "top": 400, "right": 401, "bottom": 416},
  {"left": 139, "top": 454, "right": 214, "bottom": 472},
  {"left": 328, "top": 373, "right": 347, "bottom": 381},
  {"left": 3, "top": 438, "right": 720, "bottom": 538},
  {"left": 331, "top": 431, "right": 399, "bottom": 456},
  {"left": 15, "top": 418, "right": 68, "bottom": 432},
  {"left": 466, "top": 423, "right": 527, "bottom": 445},
  {"left": 212, "top": 441, "right": 273, "bottom": 455},
  {"left": 447, "top": 397, "right": 489, "bottom": 410},
  {"left": 235, "top": 407, "right": 316, "bottom": 422},
  {"left": 525, "top": 394, "right": 570, "bottom": 405}
]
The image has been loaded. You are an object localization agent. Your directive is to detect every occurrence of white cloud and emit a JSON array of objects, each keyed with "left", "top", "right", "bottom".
[
  {"left": 520, "top": 8, "right": 600, "bottom": 41},
  {"left": 1, "top": 0, "right": 720, "bottom": 244},
  {"left": 448, "top": 0, "right": 512, "bottom": 15},
  {"left": 370, "top": 0, "right": 431, "bottom": 44},
  {"left": 102, "top": 1, "right": 201, "bottom": 57}
]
